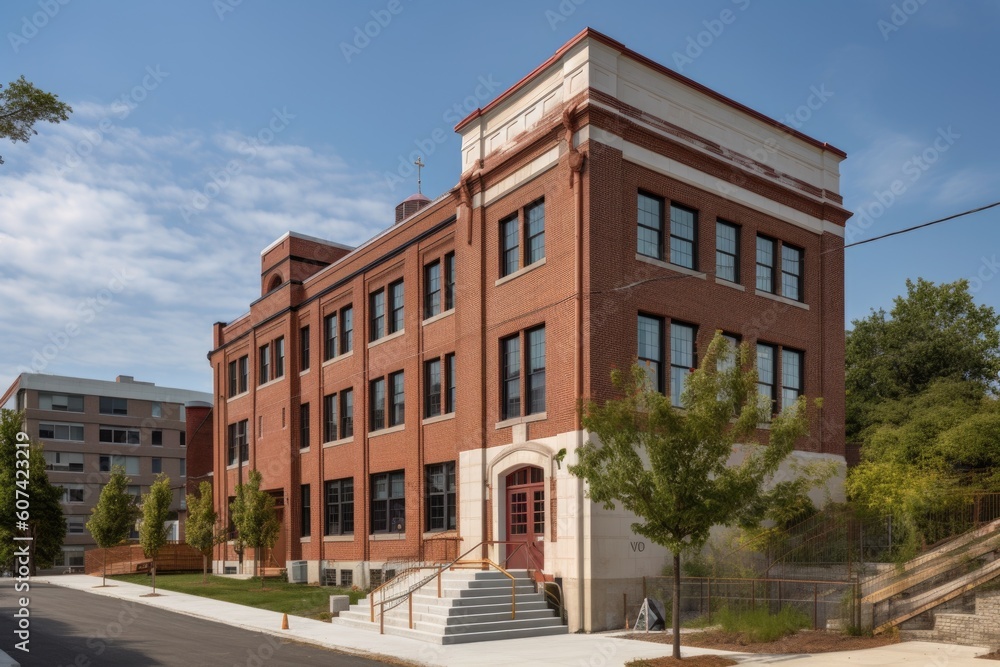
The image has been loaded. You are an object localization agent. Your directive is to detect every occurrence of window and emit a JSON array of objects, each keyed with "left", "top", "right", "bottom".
[
  {"left": 445, "top": 353, "right": 456, "bottom": 414},
  {"left": 757, "top": 343, "right": 776, "bottom": 415},
  {"left": 152, "top": 457, "right": 162, "bottom": 474},
  {"left": 43, "top": 451, "right": 83, "bottom": 472},
  {"left": 179, "top": 458, "right": 186, "bottom": 477},
  {"left": 229, "top": 355, "right": 249, "bottom": 396},
  {"left": 258, "top": 343, "right": 271, "bottom": 384},
  {"left": 324, "top": 312, "right": 338, "bottom": 360},
  {"left": 56, "top": 546, "right": 86, "bottom": 568},
  {"left": 670, "top": 323, "right": 696, "bottom": 407},
  {"left": 227, "top": 419, "right": 248, "bottom": 465},
  {"left": 716, "top": 221, "right": 740, "bottom": 283},
  {"left": 300, "top": 326, "right": 310, "bottom": 370},
  {"left": 340, "top": 389, "right": 353, "bottom": 438},
  {"left": 526, "top": 326, "right": 546, "bottom": 414},
  {"left": 300, "top": 403, "right": 310, "bottom": 449},
  {"left": 62, "top": 484, "right": 85, "bottom": 503},
  {"left": 67, "top": 516, "right": 85, "bottom": 534},
  {"left": 99, "top": 426, "right": 140, "bottom": 445},
  {"left": 425, "top": 260, "right": 441, "bottom": 319},
  {"left": 340, "top": 570, "right": 353, "bottom": 587},
  {"left": 756, "top": 236, "right": 775, "bottom": 293},
  {"left": 637, "top": 314, "right": 664, "bottom": 392},
  {"left": 151, "top": 402, "right": 162, "bottom": 418},
  {"left": 526, "top": 200, "right": 545, "bottom": 265},
  {"left": 425, "top": 359, "right": 442, "bottom": 418},
  {"left": 426, "top": 462, "right": 456, "bottom": 532},
  {"left": 717, "top": 333, "right": 741, "bottom": 374},
  {"left": 444, "top": 252, "right": 456, "bottom": 311},
  {"left": 39, "top": 422, "right": 84, "bottom": 442},
  {"left": 180, "top": 432, "right": 186, "bottom": 448},
  {"left": 340, "top": 305, "right": 353, "bottom": 354},
  {"left": 501, "top": 335, "right": 521, "bottom": 420},
  {"left": 389, "top": 280, "right": 404, "bottom": 334},
  {"left": 501, "top": 214, "right": 519, "bottom": 277},
  {"left": 669, "top": 204, "right": 697, "bottom": 269},
  {"left": 151, "top": 430, "right": 162, "bottom": 446},
  {"left": 38, "top": 393, "right": 84, "bottom": 412},
  {"left": 782, "top": 348, "right": 804, "bottom": 411},
  {"left": 274, "top": 337, "right": 285, "bottom": 378},
  {"left": 370, "top": 289, "right": 385, "bottom": 341},
  {"left": 781, "top": 245, "right": 803, "bottom": 301},
  {"left": 324, "top": 393, "right": 338, "bottom": 442},
  {"left": 370, "top": 378, "right": 385, "bottom": 431},
  {"left": 389, "top": 371, "right": 405, "bottom": 427},
  {"left": 99, "top": 396, "right": 128, "bottom": 415},
  {"left": 371, "top": 471, "right": 405, "bottom": 533},
  {"left": 300, "top": 484, "right": 311, "bottom": 537},
  {"left": 324, "top": 478, "right": 354, "bottom": 536},
  {"left": 103, "top": 455, "right": 139, "bottom": 475},
  {"left": 637, "top": 192, "right": 663, "bottom": 259},
  {"left": 127, "top": 485, "right": 141, "bottom": 500}
]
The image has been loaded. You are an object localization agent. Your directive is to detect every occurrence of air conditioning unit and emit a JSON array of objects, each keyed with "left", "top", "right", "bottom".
[{"left": 288, "top": 560, "right": 308, "bottom": 584}]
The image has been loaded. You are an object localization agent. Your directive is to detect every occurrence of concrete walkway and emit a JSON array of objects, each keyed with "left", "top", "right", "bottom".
[{"left": 45, "top": 575, "right": 994, "bottom": 666}]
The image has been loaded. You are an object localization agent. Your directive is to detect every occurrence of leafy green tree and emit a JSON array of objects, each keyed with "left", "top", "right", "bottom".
[
  {"left": 139, "top": 474, "right": 173, "bottom": 594},
  {"left": 229, "top": 469, "right": 280, "bottom": 588},
  {"left": 569, "top": 334, "right": 813, "bottom": 659},
  {"left": 0, "top": 409, "right": 66, "bottom": 574},
  {"left": 846, "top": 278, "right": 1000, "bottom": 439},
  {"left": 86, "top": 465, "right": 139, "bottom": 586},
  {"left": 185, "top": 481, "right": 223, "bottom": 583},
  {"left": 0, "top": 76, "right": 72, "bottom": 164}
]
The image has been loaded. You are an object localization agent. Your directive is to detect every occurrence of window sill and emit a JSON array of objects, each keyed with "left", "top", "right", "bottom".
[
  {"left": 369, "top": 533, "right": 406, "bottom": 541},
  {"left": 423, "top": 530, "right": 459, "bottom": 539},
  {"left": 421, "top": 413, "right": 455, "bottom": 426},
  {"left": 368, "top": 329, "right": 405, "bottom": 349},
  {"left": 324, "top": 535, "right": 354, "bottom": 542},
  {"left": 322, "top": 350, "right": 354, "bottom": 367},
  {"left": 755, "top": 290, "right": 809, "bottom": 310},
  {"left": 495, "top": 257, "right": 546, "bottom": 287},
  {"left": 226, "top": 461, "right": 249, "bottom": 471},
  {"left": 322, "top": 435, "right": 354, "bottom": 448},
  {"left": 300, "top": 368, "right": 310, "bottom": 376},
  {"left": 300, "top": 537, "right": 311, "bottom": 543},
  {"left": 299, "top": 447, "right": 310, "bottom": 454},
  {"left": 635, "top": 253, "right": 707, "bottom": 279},
  {"left": 495, "top": 412, "right": 547, "bottom": 430},
  {"left": 715, "top": 277, "right": 745, "bottom": 292},
  {"left": 257, "top": 375, "right": 286, "bottom": 391},
  {"left": 226, "top": 391, "right": 250, "bottom": 404},
  {"left": 368, "top": 424, "right": 405, "bottom": 438},
  {"left": 422, "top": 308, "right": 455, "bottom": 327}
]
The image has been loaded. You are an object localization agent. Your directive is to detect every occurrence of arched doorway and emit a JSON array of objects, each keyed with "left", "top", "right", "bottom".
[{"left": 505, "top": 465, "right": 544, "bottom": 570}]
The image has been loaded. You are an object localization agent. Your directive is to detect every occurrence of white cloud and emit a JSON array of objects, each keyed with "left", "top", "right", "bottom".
[{"left": 0, "top": 110, "right": 395, "bottom": 393}]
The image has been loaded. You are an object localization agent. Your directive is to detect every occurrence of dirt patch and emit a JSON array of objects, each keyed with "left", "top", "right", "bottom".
[
  {"left": 623, "top": 629, "right": 901, "bottom": 654},
  {"left": 627, "top": 657, "right": 738, "bottom": 667}
]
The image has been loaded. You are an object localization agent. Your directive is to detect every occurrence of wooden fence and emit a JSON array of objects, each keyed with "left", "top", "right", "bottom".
[{"left": 84, "top": 541, "right": 203, "bottom": 576}]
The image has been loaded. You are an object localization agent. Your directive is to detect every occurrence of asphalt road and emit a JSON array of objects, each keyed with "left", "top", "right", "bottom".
[{"left": 0, "top": 579, "right": 400, "bottom": 667}]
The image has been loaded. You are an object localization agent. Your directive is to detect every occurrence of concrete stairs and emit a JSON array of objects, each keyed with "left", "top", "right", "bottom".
[{"left": 332, "top": 569, "right": 567, "bottom": 644}]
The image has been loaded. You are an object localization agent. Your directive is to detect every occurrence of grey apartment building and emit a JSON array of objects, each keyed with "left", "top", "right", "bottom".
[{"left": 1, "top": 373, "right": 211, "bottom": 572}]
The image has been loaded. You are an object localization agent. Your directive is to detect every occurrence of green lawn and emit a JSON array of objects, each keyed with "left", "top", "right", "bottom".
[{"left": 111, "top": 573, "right": 364, "bottom": 621}]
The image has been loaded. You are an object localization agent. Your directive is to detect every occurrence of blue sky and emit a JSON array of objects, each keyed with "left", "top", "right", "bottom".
[{"left": 1, "top": 0, "right": 998, "bottom": 394}]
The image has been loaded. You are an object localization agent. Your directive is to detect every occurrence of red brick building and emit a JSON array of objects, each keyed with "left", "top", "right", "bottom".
[{"left": 208, "top": 28, "right": 850, "bottom": 631}]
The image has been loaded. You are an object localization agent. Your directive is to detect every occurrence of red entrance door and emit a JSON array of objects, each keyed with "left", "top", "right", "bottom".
[{"left": 505, "top": 466, "right": 544, "bottom": 570}]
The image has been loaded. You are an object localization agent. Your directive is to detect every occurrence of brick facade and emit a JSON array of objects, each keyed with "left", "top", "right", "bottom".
[{"left": 208, "top": 28, "right": 850, "bottom": 630}]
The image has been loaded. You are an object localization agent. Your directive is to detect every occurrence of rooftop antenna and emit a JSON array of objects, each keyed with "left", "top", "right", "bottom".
[{"left": 414, "top": 157, "right": 425, "bottom": 195}]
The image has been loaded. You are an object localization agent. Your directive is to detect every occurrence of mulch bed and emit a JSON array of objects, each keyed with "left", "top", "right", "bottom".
[
  {"left": 623, "top": 629, "right": 901, "bottom": 654},
  {"left": 628, "top": 657, "right": 738, "bottom": 667}
]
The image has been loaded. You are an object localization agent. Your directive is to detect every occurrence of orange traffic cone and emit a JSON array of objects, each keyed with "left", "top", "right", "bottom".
[{"left": 281, "top": 613, "right": 289, "bottom": 630}]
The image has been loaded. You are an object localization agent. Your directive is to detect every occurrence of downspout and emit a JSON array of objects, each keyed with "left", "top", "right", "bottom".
[{"left": 564, "top": 105, "right": 588, "bottom": 632}]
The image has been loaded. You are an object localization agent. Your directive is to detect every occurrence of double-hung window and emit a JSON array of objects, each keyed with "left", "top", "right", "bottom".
[
  {"left": 324, "top": 393, "right": 338, "bottom": 442},
  {"left": 426, "top": 462, "right": 456, "bottom": 532},
  {"left": 716, "top": 221, "right": 740, "bottom": 283},
  {"left": 781, "top": 348, "right": 804, "bottom": 411},
  {"left": 324, "top": 313, "right": 338, "bottom": 360},
  {"left": 425, "top": 261, "right": 441, "bottom": 319},
  {"left": 371, "top": 471, "right": 405, "bottom": 533},
  {"left": 369, "top": 378, "right": 385, "bottom": 431},
  {"left": 501, "top": 335, "right": 521, "bottom": 420},
  {"left": 637, "top": 314, "right": 664, "bottom": 392},
  {"left": 669, "top": 204, "right": 697, "bottom": 269},
  {"left": 370, "top": 290, "right": 385, "bottom": 341},
  {"left": 340, "top": 389, "right": 354, "bottom": 438},
  {"left": 757, "top": 343, "right": 776, "bottom": 415},
  {"left": 669, "top": 322, "right": 696, "bottom": 407},
  {"left": 324, "top": 478, "right": 354, "bottom": 536},
  {"left": 389, "top": 281, "right": 404, "bottom": 334},
  {"left": 637, "top": 192, "right": 663, "bottom": 259}
]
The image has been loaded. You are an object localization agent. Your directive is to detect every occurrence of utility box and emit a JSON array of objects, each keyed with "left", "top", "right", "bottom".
[{"left": 288, "top": 560, "right": 308, "bottom": 583}]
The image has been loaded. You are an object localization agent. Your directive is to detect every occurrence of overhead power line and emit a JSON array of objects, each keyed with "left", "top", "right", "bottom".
[{"left": 838, "top": 200, "right": 1000, "bottom": 251}]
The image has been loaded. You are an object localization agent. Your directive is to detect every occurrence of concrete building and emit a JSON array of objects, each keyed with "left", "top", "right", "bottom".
[
  {"left": 1, "top": 373, "right": 212, "bottom": 572},
  {"left": 208, "top": 28, "right": 850, "bottom": 631}
]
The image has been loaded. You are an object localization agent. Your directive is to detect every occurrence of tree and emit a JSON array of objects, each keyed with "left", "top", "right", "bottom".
[
  {"left": 229, "top": 469, "right": 280, "bottom": 588},
  {"left": 569, "top": 334, "right": 812, "bottom": 659},
  {"left": 846, "top": 278, "right": 1000, "bottom": 439},
  {"left": 139, "top": 474, "right": 173, "bottom": 594},
  {"left": 0, "top": 76, "right": 72, "bottom": 164},
  {"left": 0, "top": 409, "right": 66, "bottom": 574},
  {"left": 185, "top": 481, "right": 223, "bottom": 583},
  {"left": 87, "top": 465, "right": 139, "bottom": 586}
]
